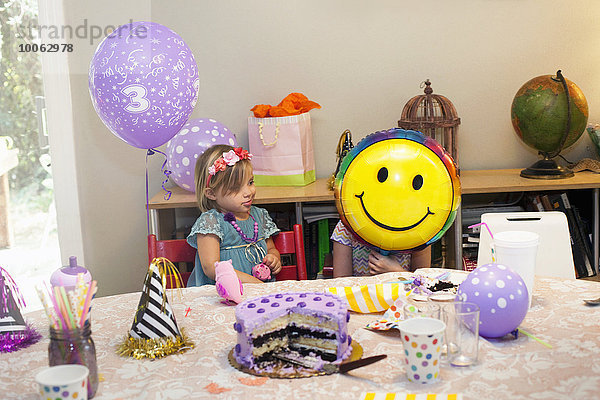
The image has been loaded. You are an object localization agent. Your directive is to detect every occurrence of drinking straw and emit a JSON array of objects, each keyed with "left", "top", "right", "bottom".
[
  {"left": 54, "top": 286, "right": 71, "bottom": 330},
  {"left": 518, "top": 328, "right": 553, "bottom": 349},
  {"left": 74, "top": 274, "right": 88, "bottom": 321},
  {"left": 468, "top": 222, "right": 494, "bottom": 239},
  {"left": 45, "top": 282, "right": 66, "bottom": 330},
  {"left": 468, "top": 222, "right": 496, "bottom": 262},
  {"left": 67, "top": 288, "right": 80, "bottom": 324},
  {"left": 79, "top": 280, "right": 97, "bottom": 328},
  {"left": 59, "top": 286, "right": 78, "bottom": 330},
  {"left": 79, "top": 282, "right": 97, "bottom": 327},
  {"left": 435, "top": 271, "right": 451, "bottom": 281},
  {"left": 384, "top": 279, "right": 415, "bottom": 284},
  {"left": 35, "top": 286, "right": 58, "bottom": 329}
]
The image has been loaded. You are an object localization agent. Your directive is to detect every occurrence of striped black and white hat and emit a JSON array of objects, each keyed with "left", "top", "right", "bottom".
[
  {"left": 129, "top": 261, "right": 181, "bottom": 340},
  {"left": 118, "top": 258, "right": 193, "bottom": 359}
]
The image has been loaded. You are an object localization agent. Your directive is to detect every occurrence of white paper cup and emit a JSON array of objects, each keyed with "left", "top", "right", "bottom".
[
  {"left": 493, "top": 230, "right": 539, "bottom": 308},
  {"left": 36, "top": 364, "right": 89, "bottom": 400},
  {"left": 397, "top": 317, "right": 445, "bottom": 384}
]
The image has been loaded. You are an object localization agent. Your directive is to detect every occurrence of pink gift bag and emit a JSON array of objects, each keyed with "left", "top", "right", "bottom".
[{"left": 248, "top": 112, "right": 316, "bottom": 186}]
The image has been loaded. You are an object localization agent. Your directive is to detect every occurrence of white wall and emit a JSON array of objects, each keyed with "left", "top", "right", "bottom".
[{"left": 59, "top": 0, "right": 600, "bottom": 296}]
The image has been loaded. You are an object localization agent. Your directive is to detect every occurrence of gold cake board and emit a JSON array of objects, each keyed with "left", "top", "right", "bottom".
[{"left": 228, "top": 339, "right": 363, "bottom": 379}]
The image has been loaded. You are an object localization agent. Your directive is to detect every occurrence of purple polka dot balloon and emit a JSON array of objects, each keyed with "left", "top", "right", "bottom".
[
  {"left": 457, "top": 263, "right": 529, "bottom": 338},
  {"left": 89, "top": 21, "right": 199, "bottom": 149},
  {"left": 166, "top": 119, "right": 237, "bottom": 192}
]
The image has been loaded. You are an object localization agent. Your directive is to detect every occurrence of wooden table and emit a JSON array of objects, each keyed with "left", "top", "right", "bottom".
[
  {"left": 5, "top": 272, "right": 600, "bottom": 399},
  {"left": 149, "top": 169, "right": 600, "bottom": 273}
]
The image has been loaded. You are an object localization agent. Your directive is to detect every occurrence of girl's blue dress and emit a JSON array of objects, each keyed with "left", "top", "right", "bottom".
[{"left": 186, "top": 206, "right": 280, "bottom": 286}]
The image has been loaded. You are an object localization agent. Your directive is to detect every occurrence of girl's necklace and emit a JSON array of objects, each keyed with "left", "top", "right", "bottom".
[{"left": 224, "top": 212, "right": 258, "bottom": 243}]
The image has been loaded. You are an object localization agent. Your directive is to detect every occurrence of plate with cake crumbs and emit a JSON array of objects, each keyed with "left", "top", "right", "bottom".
[
  {"left": 228, "top": 340, "right": 363, "bottom": 378},
  {"left": 392, "top": 268, "right": 469, "bottom": 300},
  {"left": 366, "top": 269, "right": 471, "bottom": 331}
]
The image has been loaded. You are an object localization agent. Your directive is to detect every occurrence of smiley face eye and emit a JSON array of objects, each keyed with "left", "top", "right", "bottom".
[
  {"left": 412, "top": 174, "right": 423, "bottom": 190},
  {"left": 377, "top": 167, "right": 388, "bottom": 183}
]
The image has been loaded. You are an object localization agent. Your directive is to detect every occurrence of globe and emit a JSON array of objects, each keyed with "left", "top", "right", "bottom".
[{"left": 511, "top": 70, "right": 588, "bottom": 178}]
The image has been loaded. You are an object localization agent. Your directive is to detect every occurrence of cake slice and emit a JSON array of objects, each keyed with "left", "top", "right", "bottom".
[{"left": 233, "top": 292, "right": 352, "bottom": 372}]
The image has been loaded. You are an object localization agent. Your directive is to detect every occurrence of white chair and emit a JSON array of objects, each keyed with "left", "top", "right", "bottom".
[{"left": 476, "top": 211, "right": 575, "bottom": 279}]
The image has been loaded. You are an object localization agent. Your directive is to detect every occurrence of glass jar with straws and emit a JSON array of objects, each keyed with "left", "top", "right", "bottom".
[
  {"left": 37, "top": 275, "right": 98, "bottom": 398},
  {"left": 49, "top": 320, "right": 98, "bottom": 398}
]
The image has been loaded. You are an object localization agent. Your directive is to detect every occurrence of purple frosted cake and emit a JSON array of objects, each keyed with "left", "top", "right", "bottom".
[{"left": 233, "top": 292, "right": 352, "bottom": 372}]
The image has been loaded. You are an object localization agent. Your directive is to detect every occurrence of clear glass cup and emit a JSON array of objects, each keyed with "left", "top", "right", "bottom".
[
  {"left": 49, "top": 321, "right": 98, "bottom": 398},
  {"left": 403, "top": 301, "right": 440, "bottom": 319},
  {"left": 448, "top": 301, "right": 480, "bottom": 367},
  {"left": 427, "top": 292, "right": 459, "bottom": 356}
]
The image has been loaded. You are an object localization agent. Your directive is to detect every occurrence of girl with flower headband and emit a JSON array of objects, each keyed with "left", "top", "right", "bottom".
[{"left": 186, "top": 145, "right": 282, "bottom": 287}]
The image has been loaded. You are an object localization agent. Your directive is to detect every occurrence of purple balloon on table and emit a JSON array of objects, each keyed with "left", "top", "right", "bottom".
[
  {"left": 458, "top": 263, "right": 529, "bottom": 338},
  {"left": 88, "top": 21, "right": 199, "bottom": 149},
  {"left": 166, "top": 119, "right": 237, "bottom": 192}
]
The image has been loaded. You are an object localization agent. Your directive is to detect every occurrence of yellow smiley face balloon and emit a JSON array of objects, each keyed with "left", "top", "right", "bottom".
[{"left": 334, "top": 129, "right": 461, "bottom": 251}]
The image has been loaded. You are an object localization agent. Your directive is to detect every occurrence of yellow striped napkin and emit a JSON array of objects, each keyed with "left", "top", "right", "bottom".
[
  {"left": 361, "top": 393, "right": 462, "bottom": 400},
  {"left": 326, "top": 283, "right": 403, "bottom": 313}
]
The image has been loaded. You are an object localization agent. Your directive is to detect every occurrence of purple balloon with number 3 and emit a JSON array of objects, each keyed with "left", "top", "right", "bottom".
[{"left": 88, "top": 21, "right": 199, "bottom": 149}]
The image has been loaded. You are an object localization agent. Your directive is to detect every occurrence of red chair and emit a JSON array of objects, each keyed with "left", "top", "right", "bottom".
[
  {"left": 147, "top": 223, "right": 307, "bottom": 287},
  {"left": 147, "top": 234, "right": 195, "bottom": 288},
  {"left": 273, "top": 224, "right": 308, "bottom": 281}
]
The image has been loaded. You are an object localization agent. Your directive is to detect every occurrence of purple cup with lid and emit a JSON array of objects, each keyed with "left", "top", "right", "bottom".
[{"left": 50, "top": 256, "right": 92, "bottom": 291}]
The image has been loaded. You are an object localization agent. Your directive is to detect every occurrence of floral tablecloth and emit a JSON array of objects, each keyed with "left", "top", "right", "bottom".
[{"left": 2, "top": 272, "right": 599, "bottom": 399}]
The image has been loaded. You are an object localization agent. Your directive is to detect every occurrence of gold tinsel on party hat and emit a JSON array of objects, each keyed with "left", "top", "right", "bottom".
[{"left": 117, "top": 258, "right": 193, "bottom": 359}]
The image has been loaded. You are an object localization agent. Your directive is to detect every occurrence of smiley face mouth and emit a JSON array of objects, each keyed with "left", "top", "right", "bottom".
[{"left": 355, "top": 192, "right": 434, "bottom": 232}]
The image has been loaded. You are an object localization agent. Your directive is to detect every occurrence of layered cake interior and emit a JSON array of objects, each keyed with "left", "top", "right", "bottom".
[{"left": 233, "top": 292, "right": 351, "bottom": 372}]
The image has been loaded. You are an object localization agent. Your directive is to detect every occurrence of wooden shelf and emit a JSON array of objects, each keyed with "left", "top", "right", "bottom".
[
  {"left": 148, "top": 169, "right": 600, "bottom": 273},
  {"left": 149, "top": 177, "right": 334, "bottom": 210},
  {"left": 149, "top": 169, "right": 600, "bottom": 210},
  {"left": 460, "top": 169, "right": 600, "bottom": 194}
]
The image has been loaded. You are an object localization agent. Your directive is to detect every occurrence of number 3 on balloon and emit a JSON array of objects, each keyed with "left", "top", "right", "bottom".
[{"left": 121, "top": 84, "right": 150, "bottom": 113}]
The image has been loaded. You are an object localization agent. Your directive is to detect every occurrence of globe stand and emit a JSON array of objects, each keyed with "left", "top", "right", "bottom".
[
  {"left": 520, "top": 157, "right": 574, "bottom": 179},
  {"left": 516, "top": 70, "right": 584, "bottom": 181}
]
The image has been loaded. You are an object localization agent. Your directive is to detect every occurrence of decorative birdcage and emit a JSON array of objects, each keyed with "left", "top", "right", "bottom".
[{"left": 398, "top": 79, "right": 460, "bottom": 166}]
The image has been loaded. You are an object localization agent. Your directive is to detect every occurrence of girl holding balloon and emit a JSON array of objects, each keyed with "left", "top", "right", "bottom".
[
  {"left": 185, "top": 145, "right": 282, "bottom": 287},
  {"left": 328, "top": 128, "right": 461, "bottom": 278},
  {"left": 331, "top": 222, "right": 431, "bottom": 278}
]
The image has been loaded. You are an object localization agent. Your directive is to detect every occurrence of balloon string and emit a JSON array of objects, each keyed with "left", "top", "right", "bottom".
[
  {"left": 148, "top": 148, "right": 173, "bottom": 201},
  {"left": 145, "top": 151, "right": 151, "bottom": 236},
  {"left": 145, "top": 149, "right": 173, "bottom": 236}
]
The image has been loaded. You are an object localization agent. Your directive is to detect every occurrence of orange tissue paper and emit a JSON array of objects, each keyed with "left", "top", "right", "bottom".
[{"left": 251, "top": 92, "right": 321, "bottom": 118}]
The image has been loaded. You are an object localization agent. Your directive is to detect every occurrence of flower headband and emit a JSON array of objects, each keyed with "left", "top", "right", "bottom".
[{"left": 206, "top": 147, "right": 253, "bottom": 188}]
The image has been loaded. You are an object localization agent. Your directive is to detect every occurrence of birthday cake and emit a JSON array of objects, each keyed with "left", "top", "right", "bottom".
[{"left": 233, "top": 292, "right": 351, "bottom": 372}]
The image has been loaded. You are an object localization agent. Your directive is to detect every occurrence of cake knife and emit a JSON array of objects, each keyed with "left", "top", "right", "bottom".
[
  {"left": 338, "top": 354, "right": 387, "bottom": 373},
  {"left": 273, "top": 353, "right": 387, "bottom": 374}
]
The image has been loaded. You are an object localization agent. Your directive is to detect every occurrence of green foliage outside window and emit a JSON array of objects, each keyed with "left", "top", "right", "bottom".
[{"left": 0, "top": 0, "right": 51, "bottom": 211}]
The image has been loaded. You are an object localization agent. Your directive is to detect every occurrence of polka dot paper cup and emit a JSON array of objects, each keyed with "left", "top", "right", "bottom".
[
  {"left": 397, "top": 317, "right": 445, "bottom": 384},
  {"left": 36, "top": 364, "right": 89, "bottom": 400}
]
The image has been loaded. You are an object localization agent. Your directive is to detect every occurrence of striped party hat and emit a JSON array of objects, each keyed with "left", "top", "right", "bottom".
[
  {"left": 0, "top": 266, "right": 41, "bottom": 352},
  {"left": 117, "top": 258, "right": 193, "bottom": 359}
]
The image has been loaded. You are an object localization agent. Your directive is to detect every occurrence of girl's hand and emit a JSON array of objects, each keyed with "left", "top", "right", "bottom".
[
  {"left": 263, "top": 253, "right": 282, "bottom": 275},
  {"left": 368, "top": 251, "right": 407, "bottom": 275}
]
